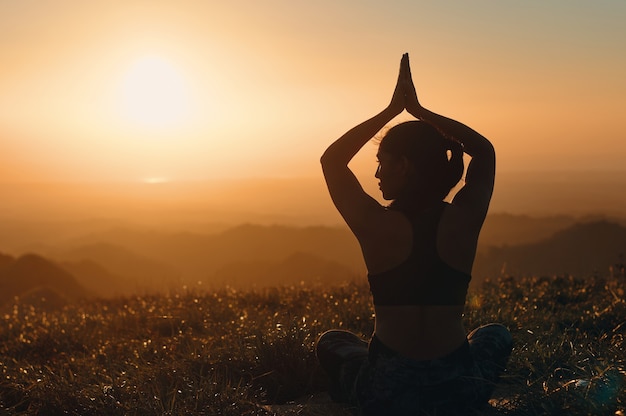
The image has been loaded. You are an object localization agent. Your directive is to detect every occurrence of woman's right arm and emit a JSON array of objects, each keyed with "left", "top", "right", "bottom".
[
  {"left": 321, "top": 55, "right": 408, "bottom": 232},
  {"left": 321, "top": 106, "right": 399, "bottom": 233}
]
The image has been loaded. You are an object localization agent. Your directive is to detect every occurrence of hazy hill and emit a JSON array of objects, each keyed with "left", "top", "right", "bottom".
[
  {"left": 0, "top": 252, "right": 13, "bottom": 269},
  {"left": 488, "top": 170, "right": 626, "bottom": 217},
  {"left": 60, "top": 259, "right": 135, "bottom": 297},
  {"left": 17, "top": 225, "right": 364, "bottom": 293},
  {"left": 60, "top": 242, "right": 177, "bottom": 289},
  {"left": 0, "top": 250, "right": 175, "bottom": 306},
  {"left": 0, "top": 253, "right": 86, "bottom": 307},
  {"left": 60, "top": 224, "right": 365, "bottom": 285},
  {"left": 3, "top": 216, "right": 625, "bottom": 297},
  {"left": 209, "top": 224, "right": 362, "bottom": 269},
  {"left": 473, "top": 220, "right": 626, "bottom": 281},
  {"left": 41, "top": 217, "right": 626, "bottom": 292},
  {"left": 478, "top": 213, "right": 579, "bottom": 247},
  {"left": 210, "top": 251, "right": 357, "bottom": 288}
]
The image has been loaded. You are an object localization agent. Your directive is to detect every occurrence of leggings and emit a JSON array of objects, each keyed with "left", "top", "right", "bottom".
[{"left": 316, "top": 324, "right": 512, "bottom": 416}]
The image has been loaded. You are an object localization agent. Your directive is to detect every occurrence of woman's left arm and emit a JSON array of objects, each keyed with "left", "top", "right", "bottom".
[{"left": 403, "top": 56, "right": 495, "bottom": 218}]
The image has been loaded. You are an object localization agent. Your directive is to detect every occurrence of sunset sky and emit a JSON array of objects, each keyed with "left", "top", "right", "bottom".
[{"left": 1, "top": 0, "right": 625, "bottom": 184}]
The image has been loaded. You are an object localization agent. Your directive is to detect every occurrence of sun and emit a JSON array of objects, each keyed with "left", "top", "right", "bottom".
[
  {"left": 118, "top": 55, "right": 190, "bottom": 129},
  {"left": 142, "top": 177, "right": 170, "bottom": 184}
]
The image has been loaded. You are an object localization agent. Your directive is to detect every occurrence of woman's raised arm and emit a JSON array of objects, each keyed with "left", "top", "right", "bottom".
[
  {"left": 403, "top": 55, "right": 495, "bottom": 215},
  {"left": 320, "top": 54, "right": 408, "bottom": 231}
]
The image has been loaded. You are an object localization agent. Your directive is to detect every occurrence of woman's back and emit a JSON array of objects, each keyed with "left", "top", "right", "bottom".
[{"left": 360, "top": 202, "right": 476, "bottom": 360}]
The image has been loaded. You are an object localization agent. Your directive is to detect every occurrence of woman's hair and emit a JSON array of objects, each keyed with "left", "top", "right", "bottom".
[{"left": 379, "top": 120, "right": 464, "bottom": 205}]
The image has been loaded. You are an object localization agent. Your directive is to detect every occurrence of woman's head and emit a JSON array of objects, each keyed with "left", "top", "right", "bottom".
[{"left": 376, "top": 121, "right": 464, "bottom": 206}]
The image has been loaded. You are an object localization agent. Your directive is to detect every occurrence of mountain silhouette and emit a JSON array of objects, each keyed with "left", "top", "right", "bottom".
[
  {"left": 5, "top": 217, "right": 623, "bottom": 296},
  {"left": 58, "top": 224, "right": 365, "bottom": 285},
  {"left": 211, "top": 251, "right": 357, "bottom": 287},
  {"left": 0, "top": 252, "right": 13, "bottom": 270},
  {"left": 0, "top": 253, "right": 86, "bottom": 307},
  {"left": 473, "top": 220, "right": 626, "bottom": 281},
  {"left": 478, "top": 213, "right": 578, "bottom": 247},
  {"left": 61, "top": 242, "right": 177, "bottom": 289},
  {"left": 60, "top": 259, "right": 134, "bottom": 297}
]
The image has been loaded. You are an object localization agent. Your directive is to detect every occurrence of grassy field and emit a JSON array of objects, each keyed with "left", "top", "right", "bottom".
[{"left": 1, "top": 275, "right": 625, "bottom": 415}]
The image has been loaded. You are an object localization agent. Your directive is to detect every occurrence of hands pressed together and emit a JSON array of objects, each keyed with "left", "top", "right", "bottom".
[{"left": 388, "top": 53, "right": 423, "bottom": 118}]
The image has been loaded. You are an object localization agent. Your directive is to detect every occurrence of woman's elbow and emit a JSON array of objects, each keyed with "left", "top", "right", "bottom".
[
  {"left": 466, "top": 140, "right": 495, "bottom": 161},
  {"left": 320, "top": 149, "right": 339, "bottom": 168},
  {"left": 481, "top": 141, "right": 496, "bottom": 164},
  {"left": 320, "top": 150, "right": 328, "bottom": 166}
]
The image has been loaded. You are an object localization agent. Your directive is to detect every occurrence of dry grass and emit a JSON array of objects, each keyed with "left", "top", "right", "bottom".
[{"left": 0, "top": 275, "right": 624, "bottom": 415}]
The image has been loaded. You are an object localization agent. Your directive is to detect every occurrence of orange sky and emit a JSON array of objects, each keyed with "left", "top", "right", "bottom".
[{"left": 1, "top": 1, "right": 625, "bottom": 183}]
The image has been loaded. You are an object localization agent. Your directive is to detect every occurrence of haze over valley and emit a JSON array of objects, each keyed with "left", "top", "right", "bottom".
[{"left": 2, "top": 170, "right": 625, "bottom": 308}]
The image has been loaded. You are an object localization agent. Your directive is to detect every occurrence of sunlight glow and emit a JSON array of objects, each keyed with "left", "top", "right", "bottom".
[
  {"left": 143, "top": 177, "right": 170, "bottom": 184},
  {"left": 119, "top": 56, "right": 190, "bottom": 129}
]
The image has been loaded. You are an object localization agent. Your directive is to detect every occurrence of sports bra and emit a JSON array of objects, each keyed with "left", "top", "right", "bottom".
[{"left": 367, "top": 202, "right": 470, "bottom": 306}]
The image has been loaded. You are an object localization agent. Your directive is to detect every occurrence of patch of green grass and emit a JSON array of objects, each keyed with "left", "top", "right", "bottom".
[{"left": 1, "top": 277, "right": 624, "bottom": 415}]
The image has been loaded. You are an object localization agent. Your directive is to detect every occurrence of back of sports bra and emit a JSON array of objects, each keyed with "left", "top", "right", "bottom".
[{"left": 367, "top": 202, "right": 470, "bottom": 306}]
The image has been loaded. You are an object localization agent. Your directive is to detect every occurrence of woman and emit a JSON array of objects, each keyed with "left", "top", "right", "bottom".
[{"left": 316, "top": 53, "right": 512, "bottom": 415}]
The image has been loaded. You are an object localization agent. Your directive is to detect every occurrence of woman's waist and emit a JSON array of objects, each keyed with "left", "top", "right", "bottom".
[{"left": 373, "top": 305, "right": 466, "bottom": 361}]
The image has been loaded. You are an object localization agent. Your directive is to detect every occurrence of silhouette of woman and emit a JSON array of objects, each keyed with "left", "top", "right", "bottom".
[{"left": 316, "top": 53, "right": 512, "bottom": 415}]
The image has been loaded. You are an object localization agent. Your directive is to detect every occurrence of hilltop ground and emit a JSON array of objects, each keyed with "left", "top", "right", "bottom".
[{"left": 0, "top": 274, "right": 625, "bottom": 415}]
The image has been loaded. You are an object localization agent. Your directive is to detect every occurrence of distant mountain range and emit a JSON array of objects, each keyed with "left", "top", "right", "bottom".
[
  {"left": 210, "top": 251, "right": 356, "bottom": 288},
  {"left": 473, "top": 220, "right": 626, "bottom": 281},
  {"left": 0, "top": 253, "right": 85, "bottom": 309},
  {"left": 56, "top": 223, "right": 364, "bottom": 286},
  {"left": 1, "top": 218, "right": 625, "bottom": 307}
]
